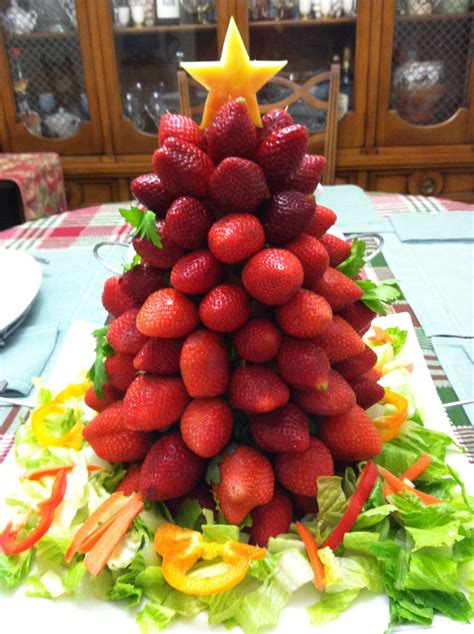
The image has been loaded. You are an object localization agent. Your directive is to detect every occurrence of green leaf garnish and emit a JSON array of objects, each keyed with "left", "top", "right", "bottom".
[
  {"left": 123, "top": 253, "right": 142, "bottom": 273},
  {"left": 356, "top": 279, "right": 402, "bottom": 315},
  {"left": 386, "top": 326, "right": 408, "bottom": 356},
  {"left": 86, "top": 326, "right": 114, "bottom": 400},
  {"left": 206, "top": 454, "right": 223, "bottom": 485},
  {"left": 119, "top": 206, "right": 162, "bottom": 249},
  {"left": 337, "top": 238, "right": 366, "bottom": 279}
]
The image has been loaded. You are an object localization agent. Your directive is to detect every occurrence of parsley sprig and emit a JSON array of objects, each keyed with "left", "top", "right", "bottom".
[
  {"left": 119, "top": 206, "right": 162, "bottom": 249},
  {"left": 87, "top": 326, "right": 114, "bottom": 399}
]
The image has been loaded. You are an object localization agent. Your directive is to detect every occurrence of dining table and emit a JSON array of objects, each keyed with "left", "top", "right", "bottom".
[{"left": 0, "top": 186, "right": 473, "bottom": 470}]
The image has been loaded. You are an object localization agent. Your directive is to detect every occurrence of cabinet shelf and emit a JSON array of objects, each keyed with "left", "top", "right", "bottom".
[
  {"left": 7, "top": 30, "right": 76, "bottom": 41},
  {"left": 113, "top": 23, "right": 215, "bottom": 35},
  {"left": 398, "top": 11, "right": 472, "bottom": 23},
  {"left": 249, "top": 17, "right": 356, "bottom": 28}
]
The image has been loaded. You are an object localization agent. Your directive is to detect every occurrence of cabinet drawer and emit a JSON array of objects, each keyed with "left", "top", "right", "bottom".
[{"left": 368, "top": 169, "right": 474, "bottom": 203}]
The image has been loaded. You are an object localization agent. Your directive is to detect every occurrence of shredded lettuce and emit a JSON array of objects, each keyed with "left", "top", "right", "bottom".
[
  {"left": 308, "top": 589, "right": 360, "bottom": 625},
  {"left": 0, "top": 551, "right": 34, "bottom": 590}
]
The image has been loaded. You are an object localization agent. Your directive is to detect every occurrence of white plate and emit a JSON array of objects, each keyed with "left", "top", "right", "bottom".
[
  {"left": 0, "top": 249, "right": 42, "bottom": 335},
  {"left": 0, "top": 313, "right": 472, "bottom": 634}
]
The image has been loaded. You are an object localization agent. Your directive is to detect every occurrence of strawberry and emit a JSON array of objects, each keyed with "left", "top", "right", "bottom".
[
  {"left": 136, "top": 288, "right": 199, "bottom": 339},
  {"left": 338, "top": 301, "right": 376, "bottom": 336},
  {"left": 313, "top": 315, "right": 365, "bottom": 363},
  {"left": 123, "top": 374, "right": 189, "bottom": 431},
  {"left": 170, "top": 250, "right": 224, "bottom": 295},
  {"left": 104, "top": 352, "right": 137, "bottom": 392},
  {"left": 256, "top": 108, "right": 294, "bottom": 144},
  {"left": 320, "top": 233, "right": 351, "bottom": 267},
  {"left": 230, "top": 366, "right": 289, "bottom": 413},
  {"left": 275, "top": 289, "right": 332, "bottom": 338},
  {"left": 348, "top": 376, "right": 385, "bottom": 410},
  {"left": 333, "top": 345, "right": 378, "bottom": 380},
  {"left": 260, "top": 191, "right": 314, "bottom": 245},
  {"left": 310, "top": 267, "right": 363, "bottom": 312},
  {"left": 292, "top": 493, "right": 317, "bottom": 516},
  {"left": 165, "top": 197, "right": 213, "bottom": 249},
  {"left": 199, "top": 283, "right": 251, "bottom": 333},
  {"left": 152, "top": 137, "right": 214, "bottom": 199},
  {"left": 83, "top": 401, "right": 153, "bottom": 463},
  {"left": 121, "top": 264, "right": 167, "bottom": 304},
  {"left": 132, "top": 220, "right": 185, "bottom": 270},
  {"left": 282, "top": 154, "right": 326, "bottom": 195},
  {"left": 130, "top": 173, "right": 172, "bottom": 218},
  {"left": 158, "top": 113, "right": 204, "bottom": 149},
  {"left": 305, "top": 205, "right": 336, "bottom": 239},
  {"left": 106, "top": 309, "right": 149, "bottom": 356},
  {"left": 249, "top": 489, "right": 293, "bottom": 547},
  {"left": 276, "top": 338, "right": 330, "bottom": 390},
  {"left": 209, "top": 158, "right": 268, "bottom": 216},
  {"left": 205, "top": 99, "right": 257, "bottom": 164},
  {"left": 318, "top": 405, "right": 382, "bottom": 462},
  {"left": 256, "top": 124, "right": 308, "bottom": 189},
  {"left": 242, "top": 248, "right": 303, "bottom": 305},
  {"left": 102, "top": 276, "right": 139, "bottom": 317},
  {"left": 116, "top": 463, "right": 142, "bottom": 495},
  {"left": 181, "top": 398, "right": 233, "bottom": 458},
  {"left": 286, "top": 234, "right": 329, "bottom": 285},
  {"left": 133, "top": 338, "right": 183, "bottom": 375},
  {"left": 140, "top": 431, "right": 205, "bottom": 501},
  {"left": 180, "top": 329, "right": 229, "bottom": 398},
  {"left": 249, "top": 402, "right": 310, "bottom": 453},
  {"left": 84, "top": 383, "right": 122, "bottom": 413},
  {"left": 208, "top": 214, "right": 266, "bottom": 264},
  {"left": 234, "top": 318, "right": 281, "bottom": 363},
  {"left": 274, "top": 437, "right": 334, "bottom": 497},
  {"left": 293, "top": 369, "right": 356, "bottom": 416},
  {"left": 212, "top": 445, "right": 275, "bottom": 525}
]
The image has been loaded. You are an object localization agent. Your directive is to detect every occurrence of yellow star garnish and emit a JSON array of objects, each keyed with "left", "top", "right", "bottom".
[{"left": 181, "top": 17, "right": 286, "bottom": 128}]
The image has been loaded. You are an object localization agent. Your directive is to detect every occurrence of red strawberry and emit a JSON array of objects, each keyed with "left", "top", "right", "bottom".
[
  {"left": 116, "top": 463, "right": 142, "bottom": 495},
  {"left": 212, "top": 445, "right": 274, "bottom": 525},
  {"left": 123, "top": 374, "right": 189, "bottom": 431},
  {"left": 205, "top": 99, "right": 257, "bottom": 164},
  {"left": 318, "top": 405, "right": 382, "bottom": 461},
  {"left": 83, "top": 402, "right": 153, "bottom": 463},
  {"left": 121, "top": 264, "right": 167, "bottom": 304},
  {"left": 293, "top": 369, "right": 356, "bottom": 416},
  {"left": 286, "top": 234, "right": 329, "bottom": 285},
  {"left": 348, "top": 376, "right": 385, "bottom": 410},
  {"left": 165, "top": 197, "right": 213, "bottom": 249},
  {"left": 313, "top": 315, "right": 365, "bottom": 363},
  {"left": 310, "top": 267, "right": 363, "bottom": 312},
  {"left": 333, "top": 345, "right": 378, "bottom": 380},
  {"left": 260, "top": 191, "right": 314, "bottom": 246},
  {"left": 292, "top": 493, "right": 317, "bottom": 516},
  {"left": 276, "top": 338, "right": 330, "bottom": 390},
  {"left": 152, "top": 137, "right": 214, "bottom": 199},
  {"left": 180, "top": 329, "right": 229, "bottom": 398},
  {"left": 132, "top": 220, "right": 185, "bottom": 269},
  {"left": 170, "top": 250, "right": 224, "bottom": 295},
  {"left": 282, "top": 154, "right": 326, "bottom": 195},
  {"left": 181, "top": 398, "right": 233, "bottom": 458},
  {"left": 305, "top": 205, "right": 337, "bottom": 239},
  {"left": 249, "top": 489, "right": 293, "bottom": 547},
  {"left": 249, "top": 402, "right": 309, "bottom": 453},
  {"left": 275, "top": 289, "right": 332, "bottom": 338},
  {"left": 102, "top": 276, "right": 139, "bottom": 317},
  {"left": 234, "top": 318, "right": 281, "bottom": 363},
  {"left": 242, "top": 249, "right": 303, "bottom": 306},
  {"left": 320, "top": 233, "right": 351, "bottom": 267},
  {"left": 256, "top": 108, "right": 294, "bottom": 144},
  {"left": 230, "top": 366, "right": 289, "bottom": 413},
  {"left": 136, "top": 288, "right": 199, "bottom": 339},
  {"left": 106, "top": 309, "right": 149, "bottom": 356},
  {"left": 275, "top": 437, "right": 334, "bottom": 497},
  {"left": 130, "top": 173, "right": 172, "bottom": 217},
  {"left": 158, "top": 113, "right": 204, "bottom": 149},
  {"left": 338, "top": 301, "right": 376, "bottom": 336},
  {"left": 208, "top": 214, "right": 266, "bottom": 264},
  {"left": 104, "top": 352, "right": 136, "bottom": 392},
  {"left": 133, "top": 338, "right": 183, "bottom": 375},
  {"left": 199, "top": 283, "right": 251, "bottom": 333},
  {"left": 256, "top": 124, "right": 308, "bottom": 189},
  {"left": 209, "top": 158, "right": 268, "bottom": 216},
  {"left": 84, "top": 383, "right": 122, "bottom": 413},
  {"left": 140, "top": 431, "right": 205, "bottom": 500}
]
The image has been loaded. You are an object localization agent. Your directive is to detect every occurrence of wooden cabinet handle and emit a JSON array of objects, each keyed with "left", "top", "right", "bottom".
[{"left": 419, "top": 177, "right": 436, "bottom": 195}]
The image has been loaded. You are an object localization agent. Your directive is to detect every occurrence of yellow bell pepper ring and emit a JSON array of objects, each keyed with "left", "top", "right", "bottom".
[
  {"left": 154, "top": 523, "right": 266, "bottom": 596},
  {"left": 31, "top": 381, "right": 91, "bottom": 450},
  {"left": 373, "top": 389, "right": 409, "bottom": 442}
]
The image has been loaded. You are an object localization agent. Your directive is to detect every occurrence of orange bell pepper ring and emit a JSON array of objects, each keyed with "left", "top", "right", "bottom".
[
  {"left": 367, "top": 325, "right": 393, "bottom": 346},
  {"left": 154, "top": 523, "right": 266, "bottom": 596},
  {"left": 373, "top": 389, "right": 409, "bottom": 442}
]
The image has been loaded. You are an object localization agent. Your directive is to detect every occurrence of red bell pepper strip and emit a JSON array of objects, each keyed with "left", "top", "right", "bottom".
[
  {"left": 0, "top": 469, "right": 68, "bottom": 555},
  {"left": 23, "top": 464, "right": 103, "bottom": 481},
  {"left": 399, "top": 453, "right": 431, "bottom": 482},
  {"left": 295, "top": 522, "right": 325, "bottom": 590},
  {"left": 322, "top": 461, "right": 379, "bottom": 551}
]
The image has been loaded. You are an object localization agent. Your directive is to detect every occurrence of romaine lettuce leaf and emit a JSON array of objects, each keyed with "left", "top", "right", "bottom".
[
  {"left": 0, "top": 551, "right": 34, "bottom": 590},
  {"left": 307, "top": 589, "right": 360, "bottom": 625},
  {"left": 202, "top": 524, "right": 239, "bottom": 544},
  {"left": 405, "top": 521, "right": 463, "bottom": 551}
]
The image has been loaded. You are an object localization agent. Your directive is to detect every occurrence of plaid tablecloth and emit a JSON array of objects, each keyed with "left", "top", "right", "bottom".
[{"left": 1, "top": 193, "right": 473, "bottom": 465}]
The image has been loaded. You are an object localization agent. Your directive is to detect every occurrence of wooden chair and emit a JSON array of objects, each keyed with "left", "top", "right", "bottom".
[{"left": 177, "top": 64, "right": 341, "bottom": 185}]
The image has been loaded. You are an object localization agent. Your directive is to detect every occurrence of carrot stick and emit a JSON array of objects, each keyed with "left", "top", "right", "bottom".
[
  {"left": 400, "top": 453, "right": 432, "bottom": 482},
  {"left": 25, "top": 464, "right": 103, "bottom": 481},
  {"left": 77, "top": 512, "right": 120, "bottom": 554},
  {"left": 377, "top": 466, "right": 443, "bottom": 506},
  {"left": 295, "top": 522, "right": 325, "bottom": 590},
  {"left": 84, "top": 494, "right": 144, "bottom": 577}
]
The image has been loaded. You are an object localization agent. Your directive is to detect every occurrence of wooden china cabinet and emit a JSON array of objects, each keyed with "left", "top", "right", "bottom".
[{"left": 0, "top": 0, "right": 472, "bottom": 208}]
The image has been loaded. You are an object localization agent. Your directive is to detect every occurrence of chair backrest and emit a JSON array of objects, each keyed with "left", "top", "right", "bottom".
[{"left": 177, "top": 64, "right": 340, "bottom": 185}]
